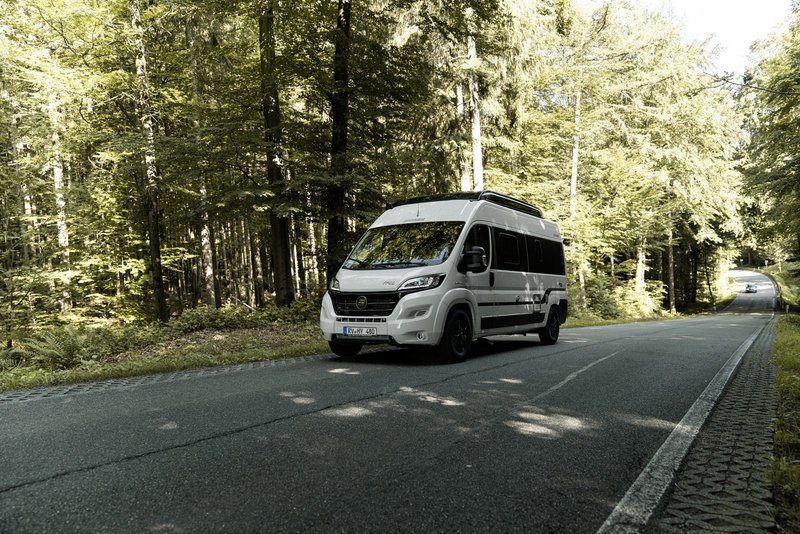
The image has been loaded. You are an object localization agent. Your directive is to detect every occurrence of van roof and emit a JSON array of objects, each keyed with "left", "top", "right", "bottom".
[{"left": 386, "top": 190, "right": 542, "bottom": 218}]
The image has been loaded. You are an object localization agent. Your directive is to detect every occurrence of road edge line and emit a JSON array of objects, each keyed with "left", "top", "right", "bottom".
[{"left": 596, "top": 319, "right": 770, "bottom": 534}]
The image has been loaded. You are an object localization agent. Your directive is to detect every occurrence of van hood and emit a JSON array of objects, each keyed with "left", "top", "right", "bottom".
[{"left": 334, "top": 266, "right": 442, "bottom": 292}]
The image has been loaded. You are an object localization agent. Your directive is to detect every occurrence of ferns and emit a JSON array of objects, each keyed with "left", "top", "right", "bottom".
[
  {"left": 0, "top": 301, "right": 322, "bottom": 374},
  {"left": 9, "top": 328, "right": 88, "bottom": 370}
]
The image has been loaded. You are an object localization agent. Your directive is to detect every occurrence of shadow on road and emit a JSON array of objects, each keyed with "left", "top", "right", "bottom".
[{"left": 331, "top": 335, "right": 545, "bottom": 367}]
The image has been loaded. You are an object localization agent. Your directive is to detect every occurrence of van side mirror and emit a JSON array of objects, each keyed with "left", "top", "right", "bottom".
[{"left": 459, "top": 246, "right": 488, "bottom": 273}]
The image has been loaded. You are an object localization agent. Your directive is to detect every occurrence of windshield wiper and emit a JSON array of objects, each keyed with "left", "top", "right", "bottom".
[{"left": 376, "top": 261, "right": 428, "bottom": 268}]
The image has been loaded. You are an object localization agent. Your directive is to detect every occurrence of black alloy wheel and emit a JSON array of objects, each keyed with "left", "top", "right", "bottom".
[
  {"left": 539, "top": 308, "right": 560, "bottom": 345},
  {"left": 438, "top": 309, "right": 472, "bottom": 363}
]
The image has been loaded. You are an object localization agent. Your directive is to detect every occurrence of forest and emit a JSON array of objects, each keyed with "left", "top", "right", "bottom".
[{"left": 1, "top": 0, "right": 799, "bottom": 349}]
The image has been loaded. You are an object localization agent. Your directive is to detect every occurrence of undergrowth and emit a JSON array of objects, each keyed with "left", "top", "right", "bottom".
[
  {"left": 772, "top": 313, "right": 800, "bottom": 531},
  {"left": 765, "top": 261, "right": 800, "bottom": 306},
  {"left": 0, "top": 301, "right": 323, "bottom": 391}
]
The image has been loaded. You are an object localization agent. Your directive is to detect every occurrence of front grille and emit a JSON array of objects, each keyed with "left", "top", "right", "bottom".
[
  {"left": 331, "top": 291, "right": 400, "bottom": 317},
  {"left": 335, "top": 317, "right": 387, "bottom": 323}
]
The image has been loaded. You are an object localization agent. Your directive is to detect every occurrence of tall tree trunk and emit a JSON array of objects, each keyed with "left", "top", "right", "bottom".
[
  {"left": 220, "top": 223, "right": 231, "bottom": 299},
  {"left": 691, "top": 246, "right": 699, "bottom": 304},
  {"left": 132, "top": 0, "right": 168, "bottom": 323},
  {"left": 569, "top": 80, "right": 582, "bottom": 222},
  {"left": 703, "top": 250, "right": 716, "bottom": 310},
  {"left": 249, "top": 227, "right": 264, "bottom": 307},
  {"left": 232, "top": 222, "right": 241, "bottom": 302},
  {"left": 456, "top": 83, "right": 471, "bottom": 191},
  {"left": 239, "top": 220, "right": 252, "bottom": 306},
  {"left": 466, "top": 11, "right": 483, "bottom": 191},
  {"left": 187, "top": 15, "right": 220, "bottom": 309},
  {"left": 635, "top": 236, "right": 646, "bottom": 294},
  {"left": 1, "top": 171, "right": 14, "bottom": 348},
  {"left": 667, "top": 225, "right": 676, "bottom": 314},
  {"left": 259, "top": 230, "right": 272, "bottom": 294},
  {"left": 293, "top": 215, "right": 307, "bottom": 297},
  {"left": 326, "top": 0, "right": 351, "bottom": 286},
  {"left": 48, "top": 90, "right": 71, "bottom": 311},
  {"left": 11, "top": 116, "right": 33, "bottom": 262},
  {"left": 684, "top": 246, "right": 691, "bottom": 306},
  {"left": 20, "top": 183, "right": 32, "bottom": 262},
  {"left": 259, "top": 0, "right": 295, "bottom": 306},
  {"left": 307, "top": 216, "right": 322, "bottom": 290}
]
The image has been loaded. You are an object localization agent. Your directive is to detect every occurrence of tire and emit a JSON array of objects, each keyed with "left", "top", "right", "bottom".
[
  {"left": 538, "top": 308, "right": 560, "bottom": 345},
  {"left": 328, "top": 340, "right": 362, "bottom": 358},
  {"left": 437, "top": 309, "right": 472, "bottom": 363}
]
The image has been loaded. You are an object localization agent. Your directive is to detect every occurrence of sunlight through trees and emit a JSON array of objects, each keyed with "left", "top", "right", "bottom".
[{"left": 1, "top": 0, "right": 792, "bottom": 344}]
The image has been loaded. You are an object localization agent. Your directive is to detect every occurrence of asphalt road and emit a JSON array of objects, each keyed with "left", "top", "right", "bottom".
[{"left": 0, "top": 271, "right": 775, "bottom": 533}]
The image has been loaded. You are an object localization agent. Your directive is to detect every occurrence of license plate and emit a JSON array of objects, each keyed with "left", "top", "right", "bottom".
[{"left": 343, "top": 326, "right": 377, "bottom": 337}]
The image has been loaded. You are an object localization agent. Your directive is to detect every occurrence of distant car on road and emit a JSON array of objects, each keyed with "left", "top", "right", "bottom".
[{"left": 745, "top": 283, "right": 758, "bottom": 293}]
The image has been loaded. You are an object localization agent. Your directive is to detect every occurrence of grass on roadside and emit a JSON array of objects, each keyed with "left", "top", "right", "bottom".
[
  {"left": 1, "top": 304, "right": 730, "bottom": 393},
  {"left": 0, "top": 303, "right": 329, "bottom": 392},
  {"left": 765, "top": 261, "right": 800, "bottom": 306},
  {"left": 0, "top": 322, "right": 328, "bottom": 391},
  {"left": 772, "top": 313, "right": 800, "bottom": 531},
  {"left": 0, "top": 281, "right": 738, "bottom": 393}
]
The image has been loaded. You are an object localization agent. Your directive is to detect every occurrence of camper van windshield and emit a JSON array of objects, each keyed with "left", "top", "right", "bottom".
[{"left": 344, "top": 222, "right": 465, "bottom": 269}]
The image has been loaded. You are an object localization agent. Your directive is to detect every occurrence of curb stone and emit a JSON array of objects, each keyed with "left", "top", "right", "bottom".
[
  {"left": 0, "top": 354, "right": 333, "bottom": 403},
  {"left": 0, "top": 344, "right": 402, "bottom": 404}
]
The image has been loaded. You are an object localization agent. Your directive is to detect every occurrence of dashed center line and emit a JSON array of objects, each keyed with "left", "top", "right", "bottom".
[{"left": 534, "top": 351, "right": 620, "bottom": 401}]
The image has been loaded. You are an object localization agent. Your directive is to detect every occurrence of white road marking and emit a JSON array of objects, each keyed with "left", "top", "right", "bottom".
[{"left": 534, "top": 352, "right": 620, "bottom": 401}]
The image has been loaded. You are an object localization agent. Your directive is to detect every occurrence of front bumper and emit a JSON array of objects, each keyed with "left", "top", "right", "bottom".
[{"left": 320, "top": 290, "right": 444, "bottom": 346}]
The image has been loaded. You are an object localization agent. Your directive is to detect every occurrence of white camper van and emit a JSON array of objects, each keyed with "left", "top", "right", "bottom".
[{"left": 319, "top": 191, "right": 568, "bottom": 362}]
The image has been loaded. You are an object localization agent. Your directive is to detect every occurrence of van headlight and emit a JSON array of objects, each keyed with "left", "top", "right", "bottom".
[
  {"left": 331, "top": 277, "right": 340, "bottom": 290},
  {"left": 398, "top": 274, "right": 446, "bottom": 293}
]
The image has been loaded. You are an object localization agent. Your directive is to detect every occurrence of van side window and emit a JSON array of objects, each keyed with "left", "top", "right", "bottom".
[
  {"left": 523, "top": 235, "right": 566, "bottom": 274},
  {"left": 542, "top": 239, "right": 566, "bottom": 275},
  {"left": 494, "top": 229, "right": 524, "bottom": 271},
  {"left": 464, "top": 224, "right": 491, "bottom": 260},
  {"left": 525, "top": 235, "right": 543, "bottom": 268}
]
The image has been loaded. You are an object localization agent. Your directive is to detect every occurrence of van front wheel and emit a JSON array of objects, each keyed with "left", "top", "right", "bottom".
[
  {"left": 538, "top": 309, "right": 560, "bottom": 345},
  {"left": 437, "top": 309, "right": 472, "bottom": 363}
]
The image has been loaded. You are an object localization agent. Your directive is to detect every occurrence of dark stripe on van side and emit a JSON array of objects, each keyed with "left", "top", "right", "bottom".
[
  {"left": 477, "top": 302, "right": 533, "bottom": 307},
  {"left": 481, "top": 312, "right": 545, "bottom": 330},
  {"left": 477, "top": 286, "right": 565, "bottom": 307},
  {"left": 542, "top": 287, "right": 566, "bottom": 303}
]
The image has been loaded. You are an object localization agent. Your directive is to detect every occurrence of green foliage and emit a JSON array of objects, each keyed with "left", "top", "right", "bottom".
[
  {"left": 168, "top": 300, "right": 320, "bottom": 334},
  {"left": 573, "top": 273, "right": 665, "bottom": 320},
  {"left": 0, "top": 313, "right": 328, "bottom": 392},
  {"left": 0, "top": 0, "right": 752, "bottom": 329},
  {"left": 771, "top": 456, "right": 800, "bottom": 531},
  {"left": 0, "top": 300, "right": 321, "bottom": 376},
  {"left": 3, "top": 323, "right": 163, "bottom": 369},
  {"left": 765, "top": 262, "right": 800, "bottom": 306},
  {"left": 776, "top": 314, "right": 800, "bottom": 372},
  {"left": 9, "top": 328, "right": 88, "bottom": 370},
  {"left": 583, "top": 273, "right": 621, "bottom": 319},
  {"left": 772, "top": 313, "right": 800, "bottom": 531},
  {"left": 743, "top": 9, "right": 800, "bottom": 245},
  {"left": 612, "top": 281, "right": 664, "bottom": 319}
]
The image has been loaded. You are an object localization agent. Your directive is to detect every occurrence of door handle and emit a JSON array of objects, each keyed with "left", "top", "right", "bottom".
[{"left": 490, "top": 271, "right": 495, "bottom": 287}]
